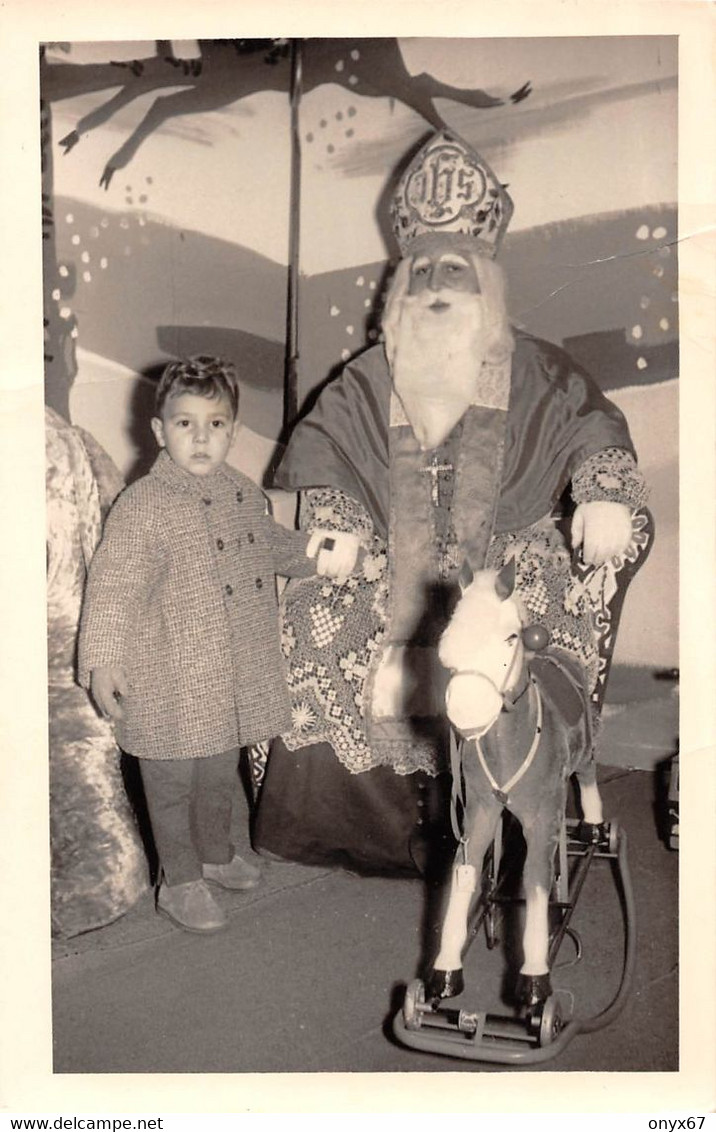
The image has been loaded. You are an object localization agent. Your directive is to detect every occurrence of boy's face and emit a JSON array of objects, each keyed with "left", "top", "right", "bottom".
[{"left": 151, "top": 391, "right": 237, "bottom": 477}]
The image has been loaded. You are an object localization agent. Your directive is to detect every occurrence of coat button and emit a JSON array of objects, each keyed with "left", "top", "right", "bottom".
[
  {"left": 236, "top": 489, "right": 243, "bottom": 502},
  {"left": 247, "top": 532, "right": 255, "bottom": 544},
  {"left": 255, "top": 578, "right": 263, "bottom": 590},
  {"left": 203, "top": 497, "right": 212, "bottom": 506},
  {"left": 225, "top": 583, "right": 233, "bottom": 596},
  {"left": 216, "top": 538, "right": 224, "bottom": 550}
]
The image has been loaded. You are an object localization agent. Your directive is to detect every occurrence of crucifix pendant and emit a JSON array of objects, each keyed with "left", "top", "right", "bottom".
[{"left": 421, "top": 451, "right": 453, "bottom": 506}]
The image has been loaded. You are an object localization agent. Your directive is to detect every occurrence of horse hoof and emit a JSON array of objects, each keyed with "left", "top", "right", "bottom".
[
  {"left": 515, "top": 972, "right": 552, "bottom": 1007},
  {"left": 577, "top": 820, "right": 609, "bottom": 847},
  {"left": 426, "top": 968, "right": 465, "bottom": 1002}
]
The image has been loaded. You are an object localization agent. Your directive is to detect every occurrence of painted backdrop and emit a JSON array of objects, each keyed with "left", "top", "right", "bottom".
[{"left": 41, "top": 37, "right": 678, "bottom": 667}]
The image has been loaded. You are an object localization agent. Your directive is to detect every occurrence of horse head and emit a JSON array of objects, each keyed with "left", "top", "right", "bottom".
[{"left": 439, "top": 561, "right": 526, "bottom": 737}]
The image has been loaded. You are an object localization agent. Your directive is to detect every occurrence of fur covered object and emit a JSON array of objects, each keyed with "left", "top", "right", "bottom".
[{"left": 46, "top": 408, "right": 148, "bottom": 938}]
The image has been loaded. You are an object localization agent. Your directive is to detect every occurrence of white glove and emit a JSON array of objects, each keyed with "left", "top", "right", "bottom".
[
  {"left": 571, "top": 501, "right": 633, "bottom": 566},
  {"left": 307, "top": 530, "right": 361, "bottom": 584}
]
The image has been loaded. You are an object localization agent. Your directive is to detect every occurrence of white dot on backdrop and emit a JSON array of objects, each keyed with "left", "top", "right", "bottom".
[
  {"left": 90, "top": 226, "right": 99, "bottom": 239},
  {"left": 636, "top": 225, "right": 650, "bottom": 240},
  {"left": 120, "top": 218, "right": 129, "bottom": 229},
  {"left": 100, "top": 257, "right": 108, "bottom": 269},
  {"left": 81, "top": 251, "right": 90, "bottom": 263},
  {"left": 653, "top": 266, "right": 665, "bottom": 278},
  {"left": 335, "top": 60, "right": 345, "bottom": 72},
  {"left": 139, "top": 216, "right": 146, "bottom": 226},
  {"left": 653, "top": 226, "right": 667, "bottom": 240},
  {"left": 631, "top": 325, "right": 643, "bottom": 340},
  {"left": 355, "top": 276, "right": 364, "bottom": 286},
  {"left": 660, "top": 318, "right": 670, "bottom": 331},
  {"left": 671, "top": 292, "right": 678, "bottom": 303},
  {"left": 65, "top": 213, "right": 74, "bottom": 224},
  {"left": 51, "top": 288, "right": 60, "bottom": 301},
  {"left": 351, "top": 49, "right": 360, "bottom": 60},
  {"left": 59, "top": 265, "right": 69, "bottom": 278},
  {"left": 369, "top": 281, "right": 376, "bottom": 290},
  {"left": 364, "top": 299, "right": 371, "bottom": 308},
  {"left": 70, "top": 326, "right": 78, "bottom": 339},
  {"left": 349, "top": 76, "right": 359, "bottom": 86},
  {"left": 71, "top": 234, "right": 80, "bottom": 246},
  {"left": 60, "top": 306, "right": 72, "bottom": 319},
  {"left": 658, "top": 245, "right": 671, "bottom": 258},
  {"left": 330, "top": 305, "right": 340, "bottom": 316},
  {"left": 640, "top": 297, "right": 650, "bottom": 309},
  {"left": 346, "top": 325, "right": 354, "bottom": 335},
  {"left": 341, "top": 348, "right": 351, "bottom": 361},
  {"left": 636, "top": 357, "right": 648, "bottom": 370},
  {"left": 83, "top": 271, "right": 91, "bottom": 283}
]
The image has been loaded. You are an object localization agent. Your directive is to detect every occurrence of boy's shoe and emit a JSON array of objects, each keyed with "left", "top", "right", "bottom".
[
  {"left": 157, "top": 879, "right": 227, "bottom": 933},
  {"left": 202, "top": 853, "right": 262, "bottom": 891}
]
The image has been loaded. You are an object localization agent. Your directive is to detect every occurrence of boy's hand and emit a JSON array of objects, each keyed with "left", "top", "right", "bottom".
[
  {"left": 308, "top": 530, "right": 361, "bottom": 584},
  {"left": 571, "top": 501, "right": 633, "bottom": 566},
  {"left": 90, "top": 666, "right": 128, "bottom": 721}
]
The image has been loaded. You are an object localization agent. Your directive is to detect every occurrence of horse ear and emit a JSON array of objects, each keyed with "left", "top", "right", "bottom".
[
  {"left": 495, "top": 558, "right": 516, "bottom": 601},
  {"left": 458, "top": 559, "right": 474, "bottom": 593}
]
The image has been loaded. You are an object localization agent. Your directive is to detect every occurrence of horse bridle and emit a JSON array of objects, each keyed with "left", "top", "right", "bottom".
[{"left": 448, "top": 630, "right": 544, "bottom": 829}]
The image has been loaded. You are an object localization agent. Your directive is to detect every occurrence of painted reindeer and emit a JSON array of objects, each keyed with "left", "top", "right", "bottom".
[
  {"left": 427, "top": 559, "right": 606, "bottom": 1009},
  {"left": 51, "top": 38, "right": 531, "bottom": 189}
]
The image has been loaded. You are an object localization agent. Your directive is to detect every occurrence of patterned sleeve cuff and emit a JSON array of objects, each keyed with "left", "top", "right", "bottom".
[
  {"left": 300, "top": 487, "right": 374, "bottom": 541},
  {"left": 571, "top": 447, "right": 649, "bottom": 509}
]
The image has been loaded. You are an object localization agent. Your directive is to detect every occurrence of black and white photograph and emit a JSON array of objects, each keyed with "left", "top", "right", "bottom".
[{"left": 1, "top": 0, "right": 714, "bottom": 1118}]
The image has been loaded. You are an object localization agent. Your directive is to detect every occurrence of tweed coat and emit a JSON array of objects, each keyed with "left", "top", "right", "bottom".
[{"left": 78, "top": 450, "right": 315, "bottom": 759}]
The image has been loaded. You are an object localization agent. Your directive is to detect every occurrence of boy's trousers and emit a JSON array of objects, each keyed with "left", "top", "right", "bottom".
[{"left": 139, "top": 747, "right": 240, "bottom": 886}]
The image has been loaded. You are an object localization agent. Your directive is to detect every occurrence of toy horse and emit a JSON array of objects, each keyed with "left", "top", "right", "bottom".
[{"left": 427, "top": 558, "right": 606, "bottom": 1009}]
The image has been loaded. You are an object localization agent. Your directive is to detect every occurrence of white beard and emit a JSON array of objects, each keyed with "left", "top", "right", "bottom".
[{"left": 390, "top": 289, "right": 488, "bottom": 450}]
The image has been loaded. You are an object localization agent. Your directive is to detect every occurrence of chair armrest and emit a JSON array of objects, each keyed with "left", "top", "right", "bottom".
[{"left": 568, "top": 508, "right": 656, "bottom": 714}]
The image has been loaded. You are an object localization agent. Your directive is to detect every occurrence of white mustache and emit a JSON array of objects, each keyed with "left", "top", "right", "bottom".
[{"left": 403, "top": 288, "right": 479, "bottom": 311}]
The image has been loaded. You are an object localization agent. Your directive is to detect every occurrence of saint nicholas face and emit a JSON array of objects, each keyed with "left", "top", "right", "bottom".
[{"left": 407, "top": 251, "right": 481, "bottom": 303}]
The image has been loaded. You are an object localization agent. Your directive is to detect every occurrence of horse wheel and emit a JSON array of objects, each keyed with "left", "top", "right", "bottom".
[
  {"left": 538, "top": 995, "right": 564, "bottom": 1047},
  {"left": 403, "top": 979, "right": 426, "bottom": 1031}
]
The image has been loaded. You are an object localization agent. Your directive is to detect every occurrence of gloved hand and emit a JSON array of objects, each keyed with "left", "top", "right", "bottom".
[
  {"left": 571, "top": 501, "right": 633, "bottom": 566},
  {"left": 306, "top": 530, "right": 362, "bottom": 584},
  {"left": 90, "top": 666, "right": 128, "bottom": 721}
]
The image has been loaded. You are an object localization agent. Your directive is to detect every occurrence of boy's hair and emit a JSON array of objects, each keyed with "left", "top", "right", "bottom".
[{"left": 155, "top": 355, "right": 240, "bottom": 419}]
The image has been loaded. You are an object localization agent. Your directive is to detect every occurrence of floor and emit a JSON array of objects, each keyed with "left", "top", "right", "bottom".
[{"left": 49, "top": 665, "right": 680, "bottom": 1088}]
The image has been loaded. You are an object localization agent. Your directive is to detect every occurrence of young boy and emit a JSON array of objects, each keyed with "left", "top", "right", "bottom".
[{"left": 78, "top": 356, "right": 356, "bottom": 933}]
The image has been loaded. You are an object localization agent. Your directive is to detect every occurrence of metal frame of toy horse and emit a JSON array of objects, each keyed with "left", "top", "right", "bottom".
[{"left": 393, "top": 508, "right": 655, "bottom": 1064}]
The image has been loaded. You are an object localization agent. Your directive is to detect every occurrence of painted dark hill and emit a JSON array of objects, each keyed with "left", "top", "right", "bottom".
[
  {"left": 54, "top": 197, "right": 289, "bottom": 436},
  {"left": 296, "top": 203, "right": 678, "bottom": 408}
]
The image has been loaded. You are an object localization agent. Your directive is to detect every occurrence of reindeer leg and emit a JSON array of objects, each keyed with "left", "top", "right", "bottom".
[
  {"left": 98, "top": 90, "right": 199, "bottom": 189},
  {"left": 411, "top": 72, "right": 505, "bottom": 112},
  {"left": 59, "top": 75, "right": 178, "bottom": 155},
  {"left": 427, "top": 800, "right": 501, "bottom": 1002}
]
